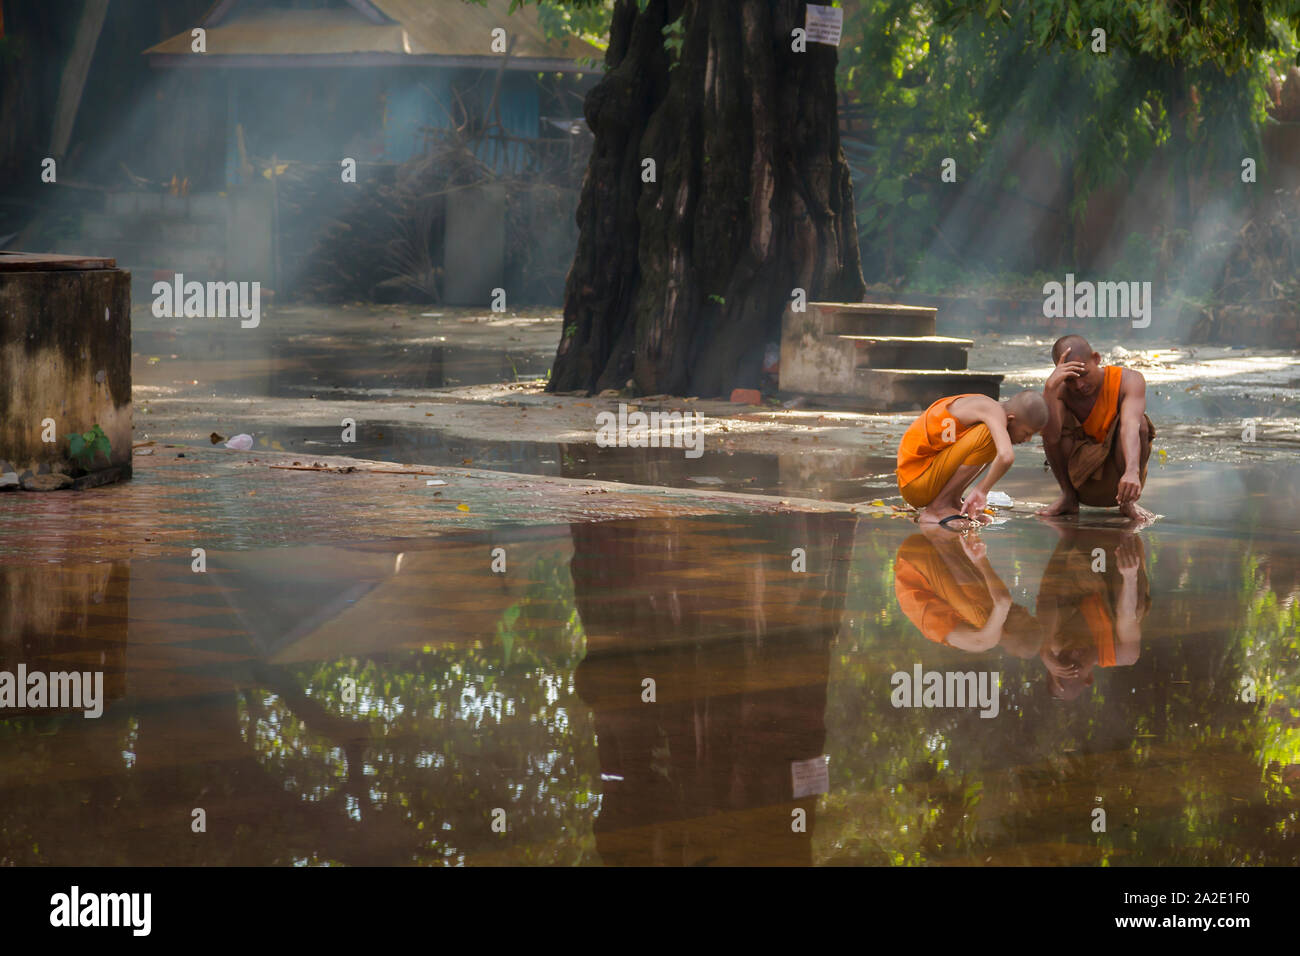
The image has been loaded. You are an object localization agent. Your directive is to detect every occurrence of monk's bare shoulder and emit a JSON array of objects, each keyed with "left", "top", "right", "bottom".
[
  {"left": 948, "top": 393, "right": 1000, "bottom": 425},
  {"left": 1119, "top": 367, "right": 1147, "bottom": 395}
]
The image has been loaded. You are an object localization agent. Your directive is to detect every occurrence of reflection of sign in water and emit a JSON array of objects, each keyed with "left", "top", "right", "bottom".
[
  {"left": 805, "top": 4, "right": 843, "bottom": 46},
  {"left": 791, "top": 754, "right": 830, "bottom": 798}
]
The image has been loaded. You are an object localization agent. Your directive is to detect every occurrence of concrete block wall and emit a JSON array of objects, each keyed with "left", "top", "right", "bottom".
[{"left": 0, "top": 266, "right": 133, "bottom": 485}]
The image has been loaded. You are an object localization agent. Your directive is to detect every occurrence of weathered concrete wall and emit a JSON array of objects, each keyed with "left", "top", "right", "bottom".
[
  {"left": 226, "top": 184, "right": 274, "bottom": 287},
  {"left": 778, "top": 304, "right": 857, "bottom": 395},
  {"left": 0, "top": 267, "right": 132, "bottom": 484},
  {"left": 0, "top": 561, "right": 129, "bottom": 716},
  {"left": 443, "top": 183, "right": 506, "bottom": 306}
]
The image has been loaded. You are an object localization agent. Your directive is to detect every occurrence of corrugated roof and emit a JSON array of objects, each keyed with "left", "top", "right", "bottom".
[
  {"left": 144, "top": 0, "right": 603, "bottom": 69},
  {"left": 146, "top": 8, "right": 409, "bottom": 56}
]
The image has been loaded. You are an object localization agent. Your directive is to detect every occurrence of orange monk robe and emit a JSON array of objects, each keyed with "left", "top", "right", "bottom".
[
  {"left": 896, "top": 395, "right": 996, "bottom": 509},
  {"left": 893, "top": 536, "right": 994, "bottom": 645},
  {"left": 1062, "top": 366, "right": 1156, "bottom": 506}
]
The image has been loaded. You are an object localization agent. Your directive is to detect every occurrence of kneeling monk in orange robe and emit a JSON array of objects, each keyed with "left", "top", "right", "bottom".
[{"left": 896, "top": 390, "right": 1048, "bottom": 530}]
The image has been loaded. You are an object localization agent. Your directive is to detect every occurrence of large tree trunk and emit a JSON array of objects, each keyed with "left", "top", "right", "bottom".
[{"left": 549, "top": 0, "right": 865, "bottom": 397}]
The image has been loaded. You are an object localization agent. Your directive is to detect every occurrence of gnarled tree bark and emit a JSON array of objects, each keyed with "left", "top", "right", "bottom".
[{"left": 549, "top": 0, "right": 864, "bottom": 397}]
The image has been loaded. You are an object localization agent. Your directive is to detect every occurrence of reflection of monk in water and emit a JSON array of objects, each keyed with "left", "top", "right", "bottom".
[
  {"left": 1038, "top": 334, "right": 1156, "bottom": 523},
  {"left": 893, "top": 529, "right": 1042, "bottom": 657},
  {"left": 1035, "top": 521, "right": 1150, "bottom": 700}
]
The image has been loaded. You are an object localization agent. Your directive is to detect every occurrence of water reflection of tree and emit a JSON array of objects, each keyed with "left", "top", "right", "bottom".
[
  {"left": 1, "top": 543, "right": 604, "bottom": 865},
  {"left": 2, "top": 522, "right": 1294, "bottom": 866},
  {"left": 569, "top": 514, "right": 856, "bottom": 865}
]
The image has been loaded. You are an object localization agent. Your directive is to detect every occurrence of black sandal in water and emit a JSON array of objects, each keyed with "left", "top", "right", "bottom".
[{"left": 938, "top": 514, "right": 972, "bottom": 531}]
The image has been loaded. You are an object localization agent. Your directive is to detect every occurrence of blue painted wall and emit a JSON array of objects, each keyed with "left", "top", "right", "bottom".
[{"left": 223, "top": 67, "right": 541, "bottom": 186}]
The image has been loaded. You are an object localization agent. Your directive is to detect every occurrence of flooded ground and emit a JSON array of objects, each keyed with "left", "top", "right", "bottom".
[
  {"left": 1, "top": 302, "right": 1296, "bottom": 866},
  {"left": 1, "top": 503, "right": 1296, "bottom": 865}
]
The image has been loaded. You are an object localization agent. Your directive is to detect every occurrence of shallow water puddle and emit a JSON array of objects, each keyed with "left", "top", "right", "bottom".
[
  {"left": 1, "top": 512, "right": 1295, "bottom": 865},
  {"left": 133, "top": 331, "right": 551, "bottom": 398}
]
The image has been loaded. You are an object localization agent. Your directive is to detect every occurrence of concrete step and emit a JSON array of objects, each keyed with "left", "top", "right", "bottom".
[
  {"left": 778, "top": 369, "right": 1004, "bottom": 412},
  {"left": 52, "top": 239, "right": 228, "bottom": 276},
  {"left": 105, "top": 191, "right": 228, "bottom": 220},
  {"left": 817, "top": 302, "right": 937, "bottom": 337},
  {"left": 855, "top": 368, "right": 1004, "bottom": 410},
  {"left": 80, "top": 212, "right": 225, "bottom": 245},
  {"left": 839, "top": 334, "right": 972, "bottom": 370}
]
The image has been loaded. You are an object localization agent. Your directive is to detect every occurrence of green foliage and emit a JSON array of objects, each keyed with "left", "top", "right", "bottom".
[
  {"left": 66, "top": 424, "right": 110, "bottom": 471},
  {"left": 662, "top": 14, "right": 685, "bottom": 67},
  {"left": 471, "top": 0, "right": 614, "bottom": 49},
  {"left": 534, "top": 0, "right": 614, "bottom": 49},
  {"left": 837, "top": 0, "right": 1300, "bottom": 285}
]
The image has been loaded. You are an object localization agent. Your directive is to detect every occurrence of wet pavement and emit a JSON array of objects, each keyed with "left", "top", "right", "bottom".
[
  {"left": 130, "top": 304, "right": 1300, "bottom": 503},
  {"left": 1, "top": 303, "right": 1296, "bottom": 866}
]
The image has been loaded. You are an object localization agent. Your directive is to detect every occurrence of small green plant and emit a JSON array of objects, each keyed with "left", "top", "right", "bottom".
[
  {"left": 662, "top": 14, "right": 685, "bottom": 67},
  {"left": 707, "top": 294, "right": 726, "bottom": 305},
  {"left": 67, "top": 425, "right": 111, "bottom": 471}
]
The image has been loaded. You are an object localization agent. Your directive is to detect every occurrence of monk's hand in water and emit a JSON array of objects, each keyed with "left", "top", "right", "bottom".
[
  {"left": 1045, "top": 361, "right": 1086, "bottom": 392},
  {"left": 1116, "top": 537, "right": 1141, "bottom": 575},
  {"left": 1116, "top": 470, "right": 1142, "bottom": 506},
  {"left": 961, "top": 489, "right": 987, "bottom": 519},
  {"left": 960, "top": 534, "right": 986, "bottom": 563},
  {"left": 1041, "top": 647, "right": 1081, "bottom": 679}
]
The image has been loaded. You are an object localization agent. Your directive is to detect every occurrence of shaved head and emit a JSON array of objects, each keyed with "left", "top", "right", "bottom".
[
  {"left": 1051, "top": 334, "right": 1093, "bottom": 364},
  {"left": 1006, "top": 389, "right": 1049, "bottom": 430}
]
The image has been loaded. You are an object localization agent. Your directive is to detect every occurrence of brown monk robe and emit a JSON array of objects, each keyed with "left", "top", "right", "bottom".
[
  {"left": 1038, "top": 334, "right": 1157, "bottom": 522},
  {"left": 1035, "top": 523, "right": 1151, "bottom": 700}
]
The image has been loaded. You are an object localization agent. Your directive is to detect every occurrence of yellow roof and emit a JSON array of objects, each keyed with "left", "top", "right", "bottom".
[{"left": 145, "top": 0, "right": 603, "bottom": 69}]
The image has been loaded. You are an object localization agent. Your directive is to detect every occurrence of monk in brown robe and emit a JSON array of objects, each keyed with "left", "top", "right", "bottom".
[
  {"left": 1038, "top": 334, "right": 1156, "bottom": 523},
  {"left": 1035, "top": 521, "right": 1150, "bottom": 700}
]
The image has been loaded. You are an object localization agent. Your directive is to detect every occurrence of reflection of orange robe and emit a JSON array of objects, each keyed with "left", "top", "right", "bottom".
[
  {"left": 893, "top": 536, "right": 992, "bottom": 645},
  {"left": 1078, "top": 593, "right": 1116, "bottom": 666},
  {"left": 897, "top": 395, "right": 996, "bottom": 508}
]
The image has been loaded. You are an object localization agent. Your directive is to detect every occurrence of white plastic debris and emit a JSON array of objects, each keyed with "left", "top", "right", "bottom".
[
  {"left": 987, "top": 491, "right": 1014, "bottom": 507},
  {"left": 426, "top": 479, "right": 447, "bottom": 486},
  {"left": 225, "top": 434, "right": 254, "bottom": 451}
]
